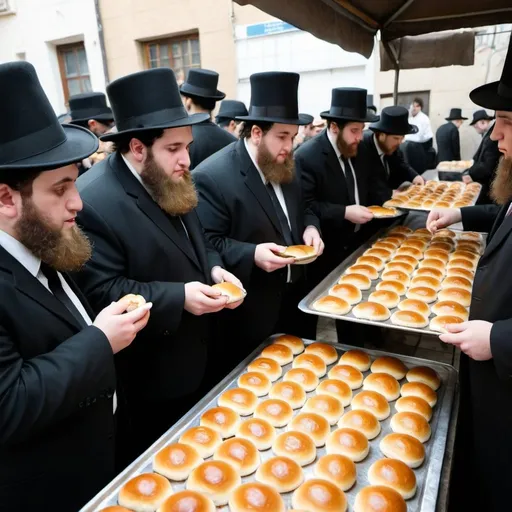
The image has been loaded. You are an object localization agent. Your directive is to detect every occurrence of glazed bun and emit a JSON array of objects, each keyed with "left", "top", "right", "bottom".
[
  {"left": 228, "top": 482, "right": 286, "bottom": 512},
  {"left": 435, "top": 228, "right": 456, "bottom": 238},
  {"left": 373, "top": 241, "right": 398, "bottom": 251},
  {"left": 200, "top": 407, "right": 241, "bottom": 438},
  {"left": 384, "top": 261, "right": 415, "bottom": 275},
  {"left": 247, "top": 358, "right": 282, "bottom": 381},
  {"left": 314, "top": 454, "right": 356, "bottom": 491},
  {"left": 451, "top": 250, "right": 479, "bottom": 263},
  {"left": 441, "top": 276, "right": 473, "bottom": 292},
  {"left": 338, "top": 273, "right": 372, "bottom": 290},
  {"left": 397, "top": 299, "right": 430, "bottom": 317},
  {"left": 368, "top": 459, "right": 417, "bottom": 499},
  {"left": 429, "top": 241, "right": 454, "bottom": 253},
  {"left": 351, "top": 390, "right": 390, "bottom": 420},
  {"left": 346, "top": 264, "right": 379, "bottom": 280},
  {"left": 211, "top": 282, "right": 246, "bottom": 304},
  {"left": 119, "top": 473, "right": 173, "bottom": 512},
  {"left": 353, "top": 302, "right": 391, "bottom": 321},
  {"left": 328, "top": 364, "right": 364, "bottom": 390},
  {"left": 339, "top": 349, "right": 371, "bottom": 371},
  {"left": 446, "top": 267, "right": 475, "bottom": 280},
  {"left": 391, "top": 310, "right": 429, "bottom": 329},
  {"left": 447, "top": 258, "right": 476, "bottom": 271},
  {"left": 395, "top": 396, "right": 433, "bottom": 421},
  {"left": 395, "top": 247, "right": 422, "bottom": 260},
  {"left": 460, "top": 231, "right": 481, "bottom": 241},
  {"left": 261, "top": 343, "right": 294, "bottom": 366},
  {"left": 120, "top": 293, "right": 146, "bottom": 312},
  {"left": 293, "top": 353, "right": 327, "bottom": 377},
  {"left": 354, "top": 486, "right": 407, "bottom": 512},
  {"left": 302, "top": 394, "right": 344, "bottom": 425},
  {"left": 376, "top": 279, "right": 407, "bottom": 296},
  {"left": 153, "top": 443, "right": 203, "bottom": 481},
  {"left": 390, "top": 412, "right": 431, "bottom": 443},
  {"left": 326, "top": 428, "right": 369, "bottom": 462},
  {"left": 273, "top": 334, "right": 305, "bottom": 355},
  {"left": 238, "top": 372, "right": 272, "bottom": 397},
  {"left": 370, "top": 356, "right": 407, "bottom": 380},
  {"left": 368, "top": 206, "right": 398, "bottom": 218},
  {"left": 284, "top": 368, "right": 319, "bottom": 392},
  {"left": 413, "top": 228, "right": 432, "bottom": 237},
  {"left": 254, "top": 399, "right": 294, "bottom": 427},
  {"left": 363, "top": 373, "right": 401, "bottom": 401},
  {"left": 179, "top": 427, "right": 223, "bottom": 459},
  {"left": 368, "top": 289, "right": 400, "bottom": 309},
  {"left": 381, "top": 270, "right": 410, "bottom": 286},
  {"left": 305, "top": 342, "right": 339, "bottom": 365},
  {"left": 364, "top": 248, "right": 393, "bottom": 261},
  {"left": 418, "top": 258, "right": 446, "bottom": 272},
  {"left": 383, "top": 236, "right": 405, "bottom": 247},
  {"left": 430, "top": 315, "right": 464, "bottom": 333},
  {"left": 269, "top": 381, "right": 307, "bottom": 409},
  {"left": 401, "top": 382, "right": 437, "bottom": 407},
  {"left": 402, "top": 239, "right": 428, "bottom": 251},
  {"left": 405, "top": 286, "right": 437, "bottom": 303},
  {"left": 410, "top": 276, "right": 442, "bottom": 291},
  {"left": 389, "top": 226, "right": 413, "bottom": 235},
  {"left": 272, "top": 431, "right": 317, "bottom": 466},
  {"left": 313, "top": 296, "right": 351, "bottom": 315},
  {"left": 316, "top": 379, "right": 352, "bottom": 407},
  {"left": 392, "top": 254, "right": 419, "bottom": 268},
  {"left": 218, "top": 388, "right": 258, "bottom": 416},
  {"left": 437, "top": 287, "right": 471, "bottom": 307},
  {"left": 255, "top": 456, "right": 304, "bottom": 493},
  {"left": 288, "top": 412, "right": 331, "bottom": 447},
  {"left": 236, "top": 418, "right": 276, "bottom": 451},
  {"left": 338, "top": 409, "right": 381, "bottom": 440},
  {"left": 213, "top": 437, "right": 260, "bottom": 476},
  {"left": 406, "top": 366, "right": 441, "bottom": 390},
  {"left": 380, "top": 433, "right": 425, "bottom": 468},
  {"left": 356, "top": 255, "right": 385, "bottom": 271},
  {"left": 292, "top": 479, "right": 348, "bottom": 512},
  {"left": 431, "top": 300, "right": 468, "bottom": 321},
  {"left": 329, "top": 283, "right": 362, "bottom": 305},
  {"left": 157, "top": 490, "right": 216, "bottom": 512},
  {"left": 414, "top": 266, "right": 444, "bottom": 280}
]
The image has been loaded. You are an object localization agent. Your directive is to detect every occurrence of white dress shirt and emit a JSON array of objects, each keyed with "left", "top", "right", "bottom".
[
  {"left": 405, "top": 111, "right": 433, "bottom": 143},
  {"left": 374, "top": 134, "right": 390, "bottom": 176}
]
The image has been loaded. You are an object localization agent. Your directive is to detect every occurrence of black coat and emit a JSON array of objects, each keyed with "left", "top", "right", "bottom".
[
  {"left": 436, "top": 122, "right": 461, "bottom": 162},
  {"left": 190, "top": 120, "right": 237, "bottom": 169},
  {"left": 0, "top": 247, "right": 116, "bottom": 512}
]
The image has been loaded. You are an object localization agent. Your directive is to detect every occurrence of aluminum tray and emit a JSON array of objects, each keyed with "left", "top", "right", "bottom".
[{"left": 80, "top": 337, "right": 457, "bottom": 512}]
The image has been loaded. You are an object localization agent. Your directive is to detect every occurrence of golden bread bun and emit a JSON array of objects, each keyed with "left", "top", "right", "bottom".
[
  {"left": 292, "top": 479, "right": 348, "bottom": 512},
  {"left": 200, "top": 407, "right": 241, "bottom": 438},
  {"left": 370, "top": 356, "right": 408, "bottom": 380},
  {"left": 238, "top": 371, "right": 272, "bottom": 397},
  {"left": 326, "top": 427, "right": 369, "bottom": 462},
  {"left": 402, "top": 239, "right": 428, "bottom": 251},
  {"left": 363, "top": 373, "right": 401, "bottom": 401},
  {"left": 179, "top": 426, "right": 223, "bottom": 459},
  {"left": 338, "top": 409, "right": 381, "bottom": 440},
  {"left": 390, "top": 310, "right": 429, "bottom": 329},
  {"left": 380, "top": 270, "right": 409, "bottom": 286},
  {"left": 406, "top": 366, "right": 441, "bottom": 390},
  {"left": 261, "top": 343, "right": 293, "bottom": 366},
  {"left": 351, "top": 390, "right": 390, "bottom": 420},
  {"left": 284, "top": 368, "right": 319, "bottom": 392},
  {"left": 390, "top": 412, "right": 431, "bottom": 443},
  {"left": 254, "top": 399, "right": 293, "bottom": 427},
  {"left": 389, "top": 226, "right": 413, "bottom": 235},
  {"left": 368, "top": 205, "right": 398, "bottom": 217},
  {"left": 302, "top": 394, "right": 344, "bottom": 425},
  {"left": 269, "top": 381, "right": 307, "bottom": 409},
  {"left": 381, "top": 236, "right": 403, "bottom": 247},
  {"left": 430, "top": 315, "right": 464, "bottom": 333},
  {"left": 435, "top": 228, "right": 456, "bottom": 238},
  {"left": 441, "top": 276, "right": 472, "bottom": 292},
  {"left": 405, "top": 286, "right": 437, "bottom": 303},
  {"left": 236, "top": 418, "right": 276, "bottom": 451},
  {"left": 373, "top": 241, "right": 398, "bottom": 251},
  {"left": 364, "top": 248, "right": 393, "bottom": 261},
  {"left": 314, "top": 454, "right": 356, "bottom": 491},
  {"left": 328, "top": 364, "right": 364, "bottom": 390},
  {"left": 446, "top": 267, "right": 475, "bottom": 280},
  {"left": 414, "top": 267, "right": 444, "bottom": 280},
  {"left": 345, "top": 264, "right": 379, "bottom": 280},
  {"left": 293, "top": 353, "right": 327, "bottom": 377},
  {"left": 288, "top": 412, "right": 331, "bottom": 447},
  {"left": 397, "top": 299, "right": 430, "bottom": 317},
  {"left": 247, "top": 358, "right": 282, "bottom": 381},
  {"left": 157, "top": 490, "right": 216, "bottom": 512},
  {"left": 339, "top": 349, "right": 371, "bottom": 371},
  {"left": 410, "top": 276, "right": 442, "bottom": 291},
  {"left": 273, "top": 431, "right": 317, "bottom": 466},
  {"left": 384, "top": 261, "right": 414, "bottom": 275},
  {"left": 395, "top": 247, "right": 422, "bottom": 260},
  {"left": 368, "top": 459, "right": 417, "bottom": 499},
  {"left": 451, "top": 250, "right": 479, "bottom": 263},
  {"left": 353, "top": 302, "right": 391, "bottom": 321},
  {"left": 218, "top": 388, "right": 258, "bottom": 416},
  {"left": 356, "top": 255, "right": 385, "bottom": 271},
  {"left": 437, "top": 287, "right": 471, "bottom": 307},
  {"left": 418, "top": 258, "right": 446, "bottom": 272},
  {"left": 313, "top": 296, "right": 351, "bottom": 316},
  {"left": 431, "top": 300, "right": 468, "bottom": 320},
  {"left": 447, "top": 258, "right": 476, "bottom": 271},
  {"left": 211, "top": 282, "right": 246, "bottom": 304},
  {"left": 119, "top": 473, "right": 173, "bottom": 511},
  {"left": 400, "top": 382, "right": 437, "bottom": 407},
  {"left": 432, "top": 236, "right": 456, "bottom": 246},
  {"left": 338, "top": 272, "right": 372, "bottom": 291},
  {"left": 305, "top": 342, "right": 339, "bottom": 365},
  {"left": 229, "top": 482, "right": 286, "bottom": 512},
  {"left": 421, "top": 199, "right": 436, "bottom": 208},
  {"left": 457, "top": 240, "right": 481, "bottom": 253},
  {"left": 316, "top": 379, "right": 352, "bottom": 407},
  {"left": 120, "top": 293, "right": 146, "bottom": 312},
  {"left": 414, "top": 228, "right": 432, "bottom": 237},
  {"left": 273, "top": 334, "right": 305, "bottom": 355},
  {"left": 153, "top": 443, "right": 203, "bottom": 481},
  {"left": 255, "top": 456, "right": 304, "bottom": 493},
  {"left": 329, "top": 283, "right": 362, "bottom": 305},
  {"left": 376, "top": 280, "right": 407, "bottom": 296},
  {"left": 384, "top": 199, "right": 405, "bottom": 207},
  {"left": 429, "top": 241, "right": 454, "bottom": 252},
  {"left": 278, "top": 244, "right": 317, "bottom": 263},
  {"left": 392, "top": 254, "right": 419, "bottom": 268},
  {"left": 380, "top": 433, "right": 425, "bottom": 469},
  {"left": 395, "top": 396, "right": 432, "bottom": 421},
  {"left": 368, "top": 290, "right": 400, "bottom": 309},
  {"left": 453, "top": 200, "right": 471, "bottom": 208},
  {"left": 213, "top": 437, "right": 260, "bottom": 476}
]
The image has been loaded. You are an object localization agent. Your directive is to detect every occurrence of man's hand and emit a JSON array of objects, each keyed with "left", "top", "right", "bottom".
[
  {"left": 345, "top": 205, "right": 374, "bottom": 224},
  {"left": 254, "top": 242, "right": 293, "bottom": 272},
  {"left": 184, "top": 281, "right": 229, "bottom": 315},
  {"left": 462, "top": 175, "right": 473, "bottom": 184},
  {"left": 426, "top": 208, "right": 462, "bottom": 233},
  {"left": 211, "top": 266, "right": 245, "bottom": 310},
  {"left": 440, "top": 320, "right": 493, "bottom": 361},
  {"left": 412, "top": 175, "right": 425, "bottom": 186},
  {"left": 303, "top": 226, "right": 324, "bottom": 257}
]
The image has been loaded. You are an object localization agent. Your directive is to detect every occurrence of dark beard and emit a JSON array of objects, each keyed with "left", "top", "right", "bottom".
[
  {"left": 490, "top": 157, "right": 512, "bottom": 205},
  {"left": 337, "top": 131, "right": 358, "bottom": 158},
  {"left": 15, "top": 197, "right": 92, "bottom": 272},
  {"left": 257, "top": 139, "right": 295, "bottom": 184},
  {"left": 140, "top": 149, "right": 198, "bottom": 215}
]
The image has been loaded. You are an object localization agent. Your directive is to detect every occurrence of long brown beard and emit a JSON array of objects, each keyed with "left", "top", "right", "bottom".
[
  {"left": 490, "top": 157, "right": 512, "bottom": 205},
  {"left": 337, "top": 131, "right": 358, "bottom": 158},
  {"left": 140, "top": 149, "right": 198, "bottom": 215},
  {"left": 257, "top": 138, "right": 295, "bottom": 184},
  {"left": 15, "top": 197, "right": 92, "bottom": 272}
]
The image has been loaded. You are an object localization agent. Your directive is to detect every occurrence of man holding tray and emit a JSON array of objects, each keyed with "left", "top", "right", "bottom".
[{"left": 426, "top": 36, "right": 512, "bottom": 511}]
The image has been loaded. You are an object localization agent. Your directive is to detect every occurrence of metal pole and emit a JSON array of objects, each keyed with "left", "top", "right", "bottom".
[{"left": 94, "top": 0, "right": 110, "bottom": 85}]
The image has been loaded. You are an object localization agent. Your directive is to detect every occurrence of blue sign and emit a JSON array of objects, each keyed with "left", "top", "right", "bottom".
[{"left": 246, "top": 21, "right": 298, "bottom": 38}]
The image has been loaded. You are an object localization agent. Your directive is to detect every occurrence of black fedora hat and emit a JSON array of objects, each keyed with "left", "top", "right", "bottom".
[
  {"left": 445, "top": 108, "right": 468, "bottom": 121},
  {"left": 69, "top": 92, "right": 114, "bottom": 123},
  {"left": 321, "top": 88, "right": 378, "bottom": 123},
  {"left": 215, "top": 100, "right": 248, "bottom": 122},
  {"left": 470, "top": 109, "right": 495, "bottom": 126},
  {"left": 180, "top": 68, "right": 226, "bottom": 101},
  {"left": 236, "top": 72, "right": 312, "bottom": 125},
  {"left": 369, "top": 106, "right": 418, "bottom": 135},
  {"left": 101, "top": 68, "right": 209, "bottom": 142},
  {"left": 471, "top": 36, "right": 512, "bottom": 111},
  {"left": 0, "top": 61, "right": 98, "bottom": 171}
]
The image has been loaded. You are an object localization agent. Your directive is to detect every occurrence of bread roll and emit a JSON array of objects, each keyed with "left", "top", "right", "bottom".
[
  {"left": 200, "top": 407, "right": 241, "bottom": 438},
  {"left": 372, "top": 241, "right": 398, "bottom": 252},
  {"left": 329, "top": 283, "right": 362, "bottom": 305},
  {"left": 314, "top": 454, "right": 357, "bottom": 491},
  {"left": 391, "top": 310, "right": 429, "bottom": 329},
  {"left": 392, "top": 254, "right": 419, "bottom": 268},
  {"left": 339, "top": 349, "right": 371, "bottom": 371},
  {"left": 395, "top": 396, "right": 433, "bottom": 421},
  {"left": 293, "top": 353, "right": 327, "bottom": 377},
  {"left": 363, "top": 373, "right": 401, "bottom": 401},
  {"left": 368, "top": 290, "right": 400, "bottom": 309},
  {"left": 432, "top": 236, "right": 456, "bottom": 246},
  {"left": 441, "top": 276, "right": 472, "bottom": 292},
  {"left": 431, "top": 313, "right": 464, "bottom": 332},
  {"left": 435, "top": 228, "right": 456, "bottom": 238},
  {"left": 437, "top": 287, "right": 471, "bottom": 307},
  {"left": 153, "top": 443, "right": 203, "bottom": 481},
  {"left": 376, "top": 280, "right": 407, "bottom": 296},
  {"left": 381, "top": 270, "right": 410, "bottom": 286},
  {"left": 119, "top": 473, "right": 173, "bottom": 512},
  {"left": 237, "top": 372, "right": 272, "bottom": 397},
  {"left": 384, "top": 199, "right": 405, "bottom": 208},
  {"left": 351, "top": 390, "right": 390, "bottom": 420},
  {"left": 236, "top": 418, "right": 276, "bottom": 451},
  {"left": 179, "top": 427, "right": 223, "bottom": 459},
  {"left": 328, "top": 364, "right": 364, "bottom": 390},
  {"left": 364, "top": 248, "right": 393, "bottom": 261},
  {"left": 389, "top": 226, "right": 413, "bottom": 235},
  {"left": 316, "top": 379, "right": 352, "bottom": 407},
  {"left": 353, "top": 302, "right": 391, "bottom": 321},
  {"left": 338, "top": 409, "right": 381, "bottom": 440},
  {"left": 446, "top": 267, "right": 475, "bottom": 280},
  {"left": 379, "top": 433, "right": 425, "bottom": 468},
  {"left": 211, "top": 282, "right": 246, "bottom": 304},
  {"left": 313, "top": 296, "right": 351, "bottom": 316},
  {"left": 397, "top": 299, "right": 430, "bottom": 317},
  {"left": 447, "top": 258, "right": 476, "bottom": 271},
  {"left": 120, "top": 293, "right": 146, "bottom": 312},
  {"left": 384, "top": 261, "right": 414, "bottom": 275},
  {"left": 457, "top": 241, "right": 481, "bottom": 253},
  {"left": 382, "top": 236, "right": 404, "bottom": 247},
  {"left": 368, "top": 459, "right": 417, "bottom": 499},
  {"left": 356, "top": 255, "right": 385, "bottom": 271},
  {"left": 218, "top": 388, "right": 258, "bottom": 416},
  {"left": 302, "top": 394, "right": 344, "bottom": 425},
  {"left": 288, "top": 412, "right": 331, "bottom": 447},
  {"left": 405, "top": 286, "right": 437, "bottom": 303},
  {"left": 370, "top": 356, "right": 408, "bottom": 380},
  {"left": 255, "top": 456, "right": 304, "bottom": 493},
  {"left": 284, "top": 368, "right": 319, "bottom": 392},
  {"left": 414, "top": 227, "right": 432, "bottom": 237},
  {"left": 292, "top": 479, "right": 348, "bottom": 512},
  {"left": 305, "top": 342, "right": 339, "bottom": 365},
  {"left": 402, "top": 239, "right": 429, "bottom": 252},
  {"left": 261, "top": 343, "right": 294, "bottom": 366},
  {"left": 429, "top": 241, "right": 454, "bottom": 253},
  {"left": 269, "top": 381, "right": 307, "bottom": 409},
  {"left": 273, "top": 334, "right": 305, "bottom": 355},
  {"left": 187, "top": 460, "right": 241, "bottom": 506},
  {"left": 395, "top": 247, "right": 422, "bottom": 260},
  {"left": 213, "top": 437, "right": 260, "bottom": 476},
  {"left": 451, "top": 250, "right": 479, "bottom": 263},
  {"left": 431, "top": 300, "right": 468, "bottom": 321},
  {"left": 410, "top": 276, "right": 442, "bottom": 291},
  {"left": 345, "top": 264, "right": 379, "bottom": 280},
  {"left": 229, "top": 482, "right": 286, "bottom": 512},
  {"left": 400, "top": 381, "right": 437, "bottom": 406},
  {"left": 277, "top": 244, "right": 317, "bottom": 264},
  {"left": 326, "top": 428, "right": 369, "bottom": 462},
  {"left": 418, "top": 258, "right": 446, "bottom": 272},
  {"left": 368, "top": 206, "right": 398, "bottom": 218},
  {"left": 157, "top": 490, "right": 216, "bottom": 512},
  {"left": 421, "top": 199, "right": 436, "bottom": 209},
  {"left": 414, "top": 266, "right": 444, "bottom": 280},
  {"left": 406, "top": 366, "right": 441, "bottom": 390},
  {"left": 390, "top": 412, "right": 431, "bottom": 443},
  {"left": 273, "top": 431, "right": 317, "bottom": 466},
  {"left": 338, "top": 273, "right": 372, "bottom": 290},
  {"left": 254, "top": 399, "right": 293, "bottom": 427},
  {"left": 247, "top": 358, "right": 282, "bottom": 381}
]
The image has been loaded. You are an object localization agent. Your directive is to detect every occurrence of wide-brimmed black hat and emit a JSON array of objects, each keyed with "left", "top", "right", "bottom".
[
  {"left": 69, "top": 92, "right": 114, "bottom": 124},
  {"left": 470, "top": 109, "right": 495, "bottom": 126},
  {"left": 445, "top": 108, "right": 468, "bottom": 121},
  {"left": 471, "top": 36, "right": 512, "bottom": 111},
  {"left": 101, "top": 68, "right": 209, "bottom": 142},
  {"left": 236, "top": 72, "right": 312, "bottom": 125},
  {"left": 0, "top": 61, "right": 98, "bottom": 171},
  {"left": 180, "top": 68, "right": 225, "bottom": 100},
  {"left": 369, "top": 106, "right": 418, "bottom": 135},
  {"left": 321, "top": 88, "right": 379, "bottom": 123},
  {"left": 215, "top": 100, "right": 248, "bottom": 122}
]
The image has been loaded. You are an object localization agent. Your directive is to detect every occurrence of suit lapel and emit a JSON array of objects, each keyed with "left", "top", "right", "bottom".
[
  {"left": 482, "top": 202, "right": 512, "bottom": 260},
  {"left": 281, "top": 183, "right": 300, "bottom": 243},
  {"left": 182, "top": 212, "right": 207, "bottom": 279},
  {"left": 320, "top": 131, "right": 350, "bottom": 203}
]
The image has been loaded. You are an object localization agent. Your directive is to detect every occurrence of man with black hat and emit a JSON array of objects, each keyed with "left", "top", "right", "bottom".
[
  {"left": 180, "top": 69, "right": 236, "bottom": 168},
  {"left": 215, "top": 99, "right": 248, "bottom": 138},
  {"left": 426, "top": 36, "right": 512, "bottom": 511},
  {"left": 73, "top": 67, "right": 244, "bottom": 469},
  {"left": 69, "top": 92, "right": 114, "bottom": 136},
  {"left": 194, "top": 71, "right": 323, "bottom": 370},
  {"left": 435, "top": 108, "right": 467, "bottom": 162},
  {"left": 0, "top": 62, "right": 151, "bottom": 511}
]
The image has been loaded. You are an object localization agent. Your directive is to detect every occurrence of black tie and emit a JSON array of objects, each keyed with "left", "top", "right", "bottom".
[
  {"left": 382, "top": 154, "right": 390, "bottom": 177},
  {"left": 266, "top": 182, "right": 294, "bottom": 246},
  {"left": 167, "top": 214, "right": 189, "bottom": 242},
  {"left": 40, "top": 262, "right": 87, "bottom": 328},
  {"left": 341, "top": 156, "right": 356, "bottom": 204}
]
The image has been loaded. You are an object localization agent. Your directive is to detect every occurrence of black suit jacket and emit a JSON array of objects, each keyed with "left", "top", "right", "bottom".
[
  {"left": 193, "top": 139, "right": 320, "bottom": 342},
  {"left": 0, "top": 248, "right": 115, "bottom": 512},
  {"left": 74, "top": 153, "right": 223, "bottom": 404},
  {"left": 190, "top": 120, "right": 237, "bottom": 169},
  {"left": 436, "top": 122, "right": 461, "bottom": 162}
]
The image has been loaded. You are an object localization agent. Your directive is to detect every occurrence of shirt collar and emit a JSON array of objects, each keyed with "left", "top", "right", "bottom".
[
  {"left": 121, "top": 153, "right": 154, "bottom": 199},
  {"left": 0, "top": 230, "right": 41, "bottom": 277},
  {"left": 326, "top": 129, "right": 342, "bottom": 159},
  {"left": 373, "top": 133, "right": 385, "bottom": 158},
  {"left": 244, "top": 137, "right": 268, "bottom": 185}
]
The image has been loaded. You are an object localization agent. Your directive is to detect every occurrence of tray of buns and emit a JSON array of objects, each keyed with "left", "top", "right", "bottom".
[
  {"left": 80, "top": 337, "right": 457, "bottom": 512},
  {"left": 299, "top": 225, "right": 486, "bottom": 336}
]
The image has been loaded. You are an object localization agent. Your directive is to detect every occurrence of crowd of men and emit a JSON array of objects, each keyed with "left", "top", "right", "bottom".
[{"left": 0, "top": 34, "right": 511, "bottom": 511}]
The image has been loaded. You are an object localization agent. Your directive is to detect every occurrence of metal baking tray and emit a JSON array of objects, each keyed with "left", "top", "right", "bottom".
[
  {"left": 299, "top": 227, "right": 487, "bottom": 336},
  {"left": 80, "top": 337, "right": 457, "bottom": 512}
]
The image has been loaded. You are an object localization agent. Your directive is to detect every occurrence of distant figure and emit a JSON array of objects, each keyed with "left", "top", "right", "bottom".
[
  {"left": 215, "top": 99, "right": 248, "bottom": 138},
  {"left": 295, "top": 117, "right": 326, "bottom": 148},
  {"left": 436, "top": 108, "right": 467, "bottom": 162},
  {"left": 405, "top": 97, "right": 433, "bottom": 145}
]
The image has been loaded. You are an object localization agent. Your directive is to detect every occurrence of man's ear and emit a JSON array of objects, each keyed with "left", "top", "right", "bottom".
[{"left": 0, "top": 184, "right": 19, "bottom": 219}]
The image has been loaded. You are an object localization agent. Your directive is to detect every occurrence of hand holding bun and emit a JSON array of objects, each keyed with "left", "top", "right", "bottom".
[
  {"left": 120, "top": 293, "right": 146, "bottom": 312},
  {"left": 211, "top": 282, "right": 246, "bottom": 304}
]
